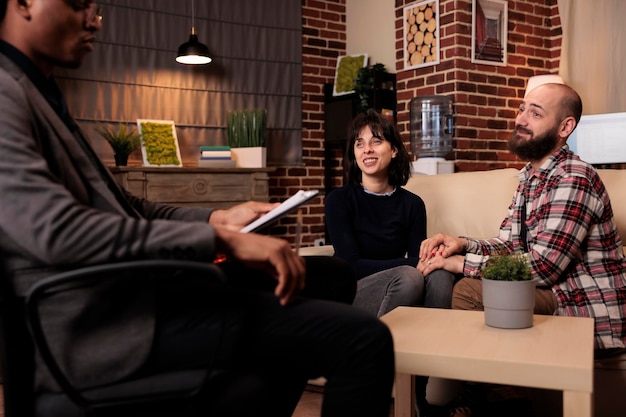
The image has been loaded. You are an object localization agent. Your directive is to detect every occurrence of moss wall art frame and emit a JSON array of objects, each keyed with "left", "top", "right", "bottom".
[
  {"left": 137, "top": 119, "right": 183, "bottom": 167},
  {"left": 332, "top": 54, "right": 368, "bottom": 97}
]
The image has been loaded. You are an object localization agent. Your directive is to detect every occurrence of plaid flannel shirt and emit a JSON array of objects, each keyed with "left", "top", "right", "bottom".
[{"left": 463, "top": 146, "right": 626, "bottom": 349}]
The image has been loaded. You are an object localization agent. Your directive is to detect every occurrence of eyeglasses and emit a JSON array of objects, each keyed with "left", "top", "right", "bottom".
[{"left": 67, "top": 1, "right": 102, "bottom": 22}]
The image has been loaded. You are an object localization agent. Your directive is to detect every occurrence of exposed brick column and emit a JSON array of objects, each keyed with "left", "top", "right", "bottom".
[
  {"left": 267, "top": 0, "right": 347, "bottom": 246},
  {"left": 395, "top": 0, "right": 562, "bottom": 172}
]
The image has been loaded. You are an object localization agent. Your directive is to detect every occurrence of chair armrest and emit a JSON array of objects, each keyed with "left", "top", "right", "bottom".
[{"left": 25, "top": 259, "right": 226, "bottom": 407}]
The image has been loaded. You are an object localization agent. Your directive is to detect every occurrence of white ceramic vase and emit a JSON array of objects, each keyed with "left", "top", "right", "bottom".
[{"left": 230, "top": 147, "right": 267, "bottom": 168}]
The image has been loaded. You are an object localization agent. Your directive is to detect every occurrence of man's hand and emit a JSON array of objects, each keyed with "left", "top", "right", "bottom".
[
  {"left": 214, "top": 227, "right": 305, "bottom": 306},
  {"left": 209, "top": 201, "right": 280, "bottom": 231},
  {"left": 419, "top": 233, "right": 467, "bottom": 261}
]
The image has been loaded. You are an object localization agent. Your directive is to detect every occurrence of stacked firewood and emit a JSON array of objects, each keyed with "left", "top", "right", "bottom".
[{"left": 404, "top": 1, "right": 438, "bottom": 67}]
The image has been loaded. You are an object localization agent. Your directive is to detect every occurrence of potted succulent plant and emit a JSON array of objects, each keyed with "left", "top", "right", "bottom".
[
  {"left": 482, "top": 252, "right": 536, "bottom": 329},
  {"left": 95, "top": 123, "right": 141, "bottom": 166},
  {"left": 227, "top": 108, "right": 267, "bottom": 168}
]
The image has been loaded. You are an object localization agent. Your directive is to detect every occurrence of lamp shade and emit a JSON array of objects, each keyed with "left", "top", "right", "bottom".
[
  {"left": 525, "top": 74, "right": 564, "bottom": 97},
  {"left": 176, "top": 30, "right": 212, "bottom": 65}
]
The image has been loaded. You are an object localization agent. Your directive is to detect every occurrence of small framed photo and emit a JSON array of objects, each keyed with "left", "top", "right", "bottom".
[
  {"left": 471, "top": 0, "right": 508, "bottom": 66},
  {"left": 136, "top": 119, "right": 183, "bottom": 167},
  {"left": 333, "top": 54, "right": 368, "bottom": 96},
  {"left": 403, "top": 0, "right": 440, "bottom": 70}
]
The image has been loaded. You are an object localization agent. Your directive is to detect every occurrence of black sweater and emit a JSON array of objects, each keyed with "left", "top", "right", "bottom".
[{"left": 325, "top": 184, "right": 427, "bottom": 279}]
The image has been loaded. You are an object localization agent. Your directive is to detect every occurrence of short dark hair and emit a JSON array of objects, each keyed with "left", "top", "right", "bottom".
[
  {"left": 343, "top": 110, "right": 411, "bottom": 187},
  {"left": 0, "top": 0, "right": 7, "bottom": 23}
]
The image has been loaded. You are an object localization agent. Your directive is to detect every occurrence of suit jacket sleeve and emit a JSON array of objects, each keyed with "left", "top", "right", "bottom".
[{"left": 0, "top": 64, "right": 217, "bottom": 277}]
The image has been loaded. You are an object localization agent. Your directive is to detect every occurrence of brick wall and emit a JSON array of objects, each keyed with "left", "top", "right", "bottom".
[
  {"left": 396, "top": 0, "right": 562, "bottom": 172},
  {"left": 270, "top": 0, "right": 561, "bottom": 247},
  {"left": 266, "top": 0, "right": 347, "bottom": 247}
]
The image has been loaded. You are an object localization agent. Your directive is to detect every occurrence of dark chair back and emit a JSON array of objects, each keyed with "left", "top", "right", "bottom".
[
  {"left": 1, "top": 257, "right": 229, "bottom": 417},
  {"left": 0, "top": 256, "right": 36, "bottom": 417}
]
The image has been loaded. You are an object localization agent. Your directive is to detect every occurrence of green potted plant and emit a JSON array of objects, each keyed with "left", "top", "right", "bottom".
[
  {"left": 95, "top": 123, "right": 141, "bottom": 166},
  {"left": 353, "top": 63, "right": 388, "bottom": 114},
  {"left": 227, "top": 108, "right": 267, "bottom": 167},
  {"left": 481, "top": 252, "right": 536, "bottom": 329}
]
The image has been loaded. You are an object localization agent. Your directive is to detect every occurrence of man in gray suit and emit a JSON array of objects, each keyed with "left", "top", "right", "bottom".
[{"left": 0, "top": 1, "right": 395, "bottom": 415}]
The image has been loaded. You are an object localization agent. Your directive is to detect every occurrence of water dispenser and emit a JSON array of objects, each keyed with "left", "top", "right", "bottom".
[{"left": 409, "top": 95, "right": 455, "bottom": 174}]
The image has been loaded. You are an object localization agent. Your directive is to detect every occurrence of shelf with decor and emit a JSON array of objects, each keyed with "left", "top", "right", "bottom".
[
  {"left": 323, "top": 71, "right": 397, "bottom": 188},
  {"left": 110, "top": 166, "right": 274, "bottom": 209},
  {"left": 324, "top": 70, "right": 397, "bottom": 143}
]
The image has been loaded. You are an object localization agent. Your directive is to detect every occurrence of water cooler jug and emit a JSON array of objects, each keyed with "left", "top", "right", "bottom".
[{"left": 410, "top": 95, "right": 455, "bottom": 175}]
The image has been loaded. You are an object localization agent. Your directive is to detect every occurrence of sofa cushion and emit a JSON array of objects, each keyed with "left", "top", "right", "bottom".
[
  {"left": 403, "top": 168, "right": 520, "bottom": 239},
  {"left": 598, "top": 169, "right": 626, "bottom": 246}
]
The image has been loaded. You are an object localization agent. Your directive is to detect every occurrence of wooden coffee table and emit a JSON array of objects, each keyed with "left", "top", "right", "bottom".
[{"left": 380, "top": 307, "right": 594, "bottom": 417}]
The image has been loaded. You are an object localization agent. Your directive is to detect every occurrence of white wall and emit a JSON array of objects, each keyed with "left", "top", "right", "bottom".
[
  {"left": 346, "top": 0, "right": 396, "bottom": 72},
  {"left": 558, "top": 0, "right": 626, "bottom": 114}
]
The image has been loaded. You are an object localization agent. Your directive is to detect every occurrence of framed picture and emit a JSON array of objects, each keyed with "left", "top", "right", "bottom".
[
  {"left": 471, "top": 0, "right": 508, "bottom": 66},
  {"left": 136, "top": 119, "right": 183, "bottom": 167},
  {"left": 333, "top": 54, "right": 368, "bottom": 96},
  {"left": 403, "top": 0, "right": 440, "bottom": 70}
]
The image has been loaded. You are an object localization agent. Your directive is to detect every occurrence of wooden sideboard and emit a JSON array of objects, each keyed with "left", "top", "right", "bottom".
[{"left": 110, "top": 166, "right": 273, "bottom": 209}]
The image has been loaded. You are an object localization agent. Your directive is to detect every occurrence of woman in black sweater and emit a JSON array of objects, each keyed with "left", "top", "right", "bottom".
[
  {"left": 326, "top": 110, "right": 456, "bottom": 315},
  {"left": 325, "top": 110, "right": 457, "bottom": 416}
]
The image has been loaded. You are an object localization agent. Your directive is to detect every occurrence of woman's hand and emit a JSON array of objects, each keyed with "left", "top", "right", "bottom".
[{"left": 417, "top": 253, "right": 464, "bottom": 276}]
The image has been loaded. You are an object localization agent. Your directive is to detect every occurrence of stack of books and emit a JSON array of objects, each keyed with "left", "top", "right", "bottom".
[{"left": 197, "top": 146, "right": 236, "bottom": 168}]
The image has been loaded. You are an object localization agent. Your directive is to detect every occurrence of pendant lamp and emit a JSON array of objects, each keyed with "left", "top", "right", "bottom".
[{"left": 176, "top": 0, "right": 212, "bottom": 65}]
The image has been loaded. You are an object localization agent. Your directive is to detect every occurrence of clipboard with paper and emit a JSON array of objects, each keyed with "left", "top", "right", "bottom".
[{"left": 240, "top": 190, "right": 320, "bottom": 233}]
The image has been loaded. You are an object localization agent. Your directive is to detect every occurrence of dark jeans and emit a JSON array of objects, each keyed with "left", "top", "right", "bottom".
[{"left": 144, "top": 256, "right": 395, "bottom": 417}]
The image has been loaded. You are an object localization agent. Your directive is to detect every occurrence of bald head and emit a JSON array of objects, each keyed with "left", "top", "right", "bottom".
[{"left": 528, "top": 83, "right": 583, "bottom": 126}]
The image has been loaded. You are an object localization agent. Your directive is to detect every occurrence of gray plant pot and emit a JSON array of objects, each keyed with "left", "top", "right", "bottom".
[{"left": 482, "top": 278, "right": 537, "bottom": 329}]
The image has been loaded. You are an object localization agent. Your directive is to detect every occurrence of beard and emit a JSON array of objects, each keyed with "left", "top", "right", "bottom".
[{"left": 508, "top": 125, "right": 559, "bottom": 161}]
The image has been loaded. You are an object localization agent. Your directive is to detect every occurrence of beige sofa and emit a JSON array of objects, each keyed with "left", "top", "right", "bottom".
[
  {"left": 304, "top": 167, "right": 626, "bottom": 256},
  {"left": 302, "top": 168, "right": 626, "bottom": 416}
]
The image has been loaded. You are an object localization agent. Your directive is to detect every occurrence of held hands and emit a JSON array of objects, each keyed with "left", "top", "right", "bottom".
[
  {"left": 209, "top": 201, "right": 280, "bottom": 231},
  {"left": 214, "top": 226, "right": 305, "bottom": 306},
  {"left": 419, "top": 233, "right": 466, "bottom": 260},
  {"left": 417, "top": 252, "right": 464, "bottom": 275},
  {"left": 417, "top": 233, "right": 467, "bottom": 275}
]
